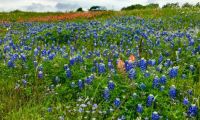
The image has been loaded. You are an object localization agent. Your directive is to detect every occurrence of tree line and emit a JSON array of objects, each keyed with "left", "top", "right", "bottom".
[{"left": 121, "top": 2, "right": 200, "bottom": 11}]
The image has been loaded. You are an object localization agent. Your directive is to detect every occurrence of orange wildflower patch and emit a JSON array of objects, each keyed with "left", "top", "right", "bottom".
[{"left": 18, "top": 12, "right": 107, "bottom": 22}]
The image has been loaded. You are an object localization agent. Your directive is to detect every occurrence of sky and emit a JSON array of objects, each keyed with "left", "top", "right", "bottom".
[{"left": 0, "top": 0, "right": 199, "bottom": 12}]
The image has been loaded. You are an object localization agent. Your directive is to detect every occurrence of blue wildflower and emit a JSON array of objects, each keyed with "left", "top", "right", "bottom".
[
  {"left": 137, "top": 104, "right": 143, "bottom": 113},
  {"left": 103, "top": 87, "right": 110, "bottom": 100},
  {"left": 160, "top": 85, "right": 165, "bottom": 91},
  {"left": 98, "top": 63, "right": 106, "bottom": 74},
  {"left": 69, "top": 57, "right": 75, "bottom": 65},
  {"left": 38, "top": 71, "right": 43, "bottom": 79},
  {"left": 128, "top": 68, "right": 136, "bottom": 80},
  {"left": 66, "top": 68, "right": 72, "bottom": 78},
  {"left": 8, "top": 60, "right": 14, "bottom": 68},
  {"left": 108, "top": 61, "right": 114, "bottom": 70},
  {"left": 152, "top": 111, "right": 160, "bottom": 120},
  {"left": 140, "top": 83, "right": 146, "bottom": 90},
  {"left": 78, "top": 80, "right": 84, "bottom": 89},
  {"left": 144, "top": 70, "right": 150, "bottom": 77},
  {"left": 20, "top": 53, "right": 26, "bottom": 61},
  {"left": 33, "top": 61, "right": 38, "bottom": 67},
  {"left": 139, "top": 58, "right": 147, "bottom": 71},
  {"left": 189, "top": 65, "right": 195, "bottom": 72},
  {"left": 147, "top": 94, "right": 154, "bottom": 107},
  {"left": 71, "top": 82, "right": 75, "bottom": 88},
  {"left": 168, "top": 66, "right": 178, "bottom": 78},
  {"left": 22, "top": 79, "right": 27, "bottom": 86},
  {"left": 187, "top": 104, "right": 198, "bottom": 117},
  {"left": 158, "top": 54, "right": 163, "bottom": 64},
  {"left": 114, "top": 98, "right": 120, "bottom": 107},
  {"left": 160, "top": 75, "right": 166, "bottom": 84},
  {"left": 85, "top": 77, "right": 92, "bottom": 85},
  {"left": 183, "top": 98, "right": 189, "bottom": 106},
  {"left": 169, "top": 85, "right": 176, "bottom": 99},
  {"left": 108, "top": 81, "right": 115, "bottom": 90},
  {"left": 153, "top": 76, "right": 160, "bottom": 88}
]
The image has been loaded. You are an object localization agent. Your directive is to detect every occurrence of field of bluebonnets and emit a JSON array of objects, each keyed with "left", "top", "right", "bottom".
[{"left": 0, "top": 8, "right": 200, "bottom": 119}]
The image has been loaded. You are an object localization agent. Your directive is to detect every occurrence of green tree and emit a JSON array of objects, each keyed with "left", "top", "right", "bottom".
[
  {"left": 76, "top": 8, "right": 84, "bottom": 12},
  {"left": 182, "top": 3, "right": 193, "bottom": 8},
  {"left": 162, "top": 3, "right": 180, "bottom": 8},
  {"left": 146, "top": 3, "right": 159, "bottom": 9}
]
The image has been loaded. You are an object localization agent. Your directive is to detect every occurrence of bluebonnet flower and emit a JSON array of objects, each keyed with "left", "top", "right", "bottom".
[
  {"left": 125, "top": 60, "right": 134, "bottom": 71},
  {"left": 48, "top": 53, "right": 55, "bottom": 60},
  {"left": 148, "top": 59, "right": 156, "bottom": 66},
  {"left": 90, "top": 74, "right": 95, "bottom": 79},
  {"left": 114, "top": 98, "right": 120, "bottom": 107},
  {"left": 139, "top": 58, "right": 147, "bottom": 71},
  {"left": 160, "top": 85, "right": 165, "bottom": 91},
  {"left": 64, "top": 64, "right": 69, "bottom": 70},
  {"left": 4, "top": 45, "right": 10, "bottom": 53},
  {"left": 169, "top": 85, "right": 176, "bottom": 99},
  {"left": 189, "top": 65, "right": 195, "bottom": 72},
  {"left": 152, "top": 111, "right": 160, "bottom": 120},
  {"left": 168, "top": 66, "right": 178, "bottom": 78},
  {"left": 153, "top": 76, "right": 160, "bottom": 88},
  {"left": 11, "top": 54, "right": 18, "bottom": 61},
  {"left": 54, "top": 76, "right": 60, "bottom": 84},
  {"left": 187, "top": 89, "right": 193, "bottom": 96},
  {"left": 178, "top": 48, "right": 182, "bottom": 54},
  {"left": 20, "top": 53, "right": 26, "bottom": 61},
  {"left": 108, "top": 61, "right": 114, "bottom": 70},
  {"left": 48, "top": 107, "right": 52, "bottom": 112},
  {"left": 38, "top": 65, "right": 43, "bottom": 71},
  {"left": 158, "top": 54, "right": 163, "bottom": 64},
  {"left": 144, "top": 70, "right": 150, "bottom": 77},
  {"left": 182, "top": 74, "right": 186, "bottom": 79},
  {"left": 98, "top": 63, "right": 106, "bottom": 74},
  {"left": 41, "top": 49, "right": 46, "bottom": 56},
  {"left": 70, "top": 82, "right": 75, "bottom": 88},
  {"left": 164, "top": 59, "right": 171, "bottom": 67},
  {"left": 183, "top": 98, "right": 189, "bottom": 106},
  {"left": 128, "top": 68, "right": 136, "bottom": 80},
  {"left": 85, "top": 77, "right": 92, "bottom": 85},
  {"left": 118, "top": 115, "right": 126, "bottom": 120},
  {"left": 137, "top": 104, "right": 143, "bottom": 113},
  {"left": 103, "top": 87, "right": 110, "bottom": 100},
  {"left": 78, "top": 80, "right": 84, "bottom": 89},
  {"left": 132, "top": 93, "right": 137, "bottom": 99},
  {"left": 187, "top": 104, "right": 198, "bottom": 117},
  {"left": 140, "top": 83, "right": 146, "bottom": 90},
  {"left": 8, "top": 60, "right": 14, "bottom": 68},
  {"left": 66, "top": 68, "right": 72, "bottom": 78},
  {"left": 160, "top": 75, "right": 166, "bottom": 84},
  {"left": 38, "top": 71, "right": 43, "bottom": 79},
  {"left": 108, "top": 81, "right": 115, "bottom": 90},
  {"left": 33, "top": 61, "right": 38, "bottom": 67},
  {"left": 156, "top": 65, "right": 162, "bottom": 72},
  {"left": 189, "top": 39, "right": 194, "bottom": 46},
  {"left": 22, "top": 79, "right": 27, "bottom": 86},
  {"left": 92, "top": 104, "right": 98, "bottom": 110},
  {"left": 34, "top": 48, "right": 38, "bottom": 56},
  {"left": 69, "top": 57, "right": 75, "bottom": 65},
  {"left": 156, "top": 39, "right": 160, "bottom": 46},
  {"left": 147, "top": 94, "right": 154, "bottom": 107}
]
